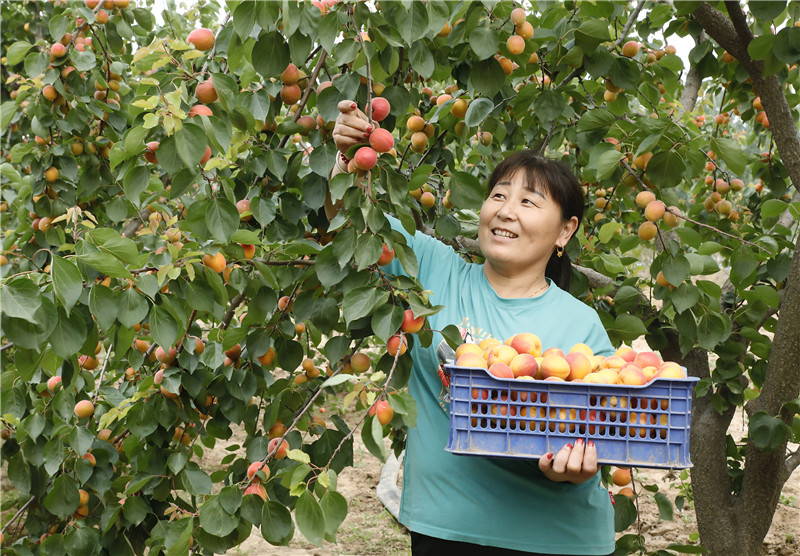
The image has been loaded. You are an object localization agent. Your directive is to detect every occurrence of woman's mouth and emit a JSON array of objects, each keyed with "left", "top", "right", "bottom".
[{"left": 492, "top": 229, "right": 518, "bottom": 239}]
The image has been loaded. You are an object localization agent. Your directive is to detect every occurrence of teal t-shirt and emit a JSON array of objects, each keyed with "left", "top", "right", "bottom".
[{"left": 385, "top": 217, "right": 616, "bottom": 554}]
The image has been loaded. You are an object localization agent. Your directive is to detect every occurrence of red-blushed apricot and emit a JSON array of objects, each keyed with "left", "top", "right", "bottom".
[
  {"left": 247, "top": 461, "right": 270, "bottom": 482},
  {"left": 269, "top": 437, "right": 289, "bottom": 459},
  {"left": 507, "top": 35, "right": 525, "bottom": 55},
  {"left": 387, "top": 334, "right": 408, "bottom": 357},
  {"left": 510, "top": 7, "right": 527, "bottom": 25},
  {"left": 196, "top": 80, "right": 218, "bottom": 104},
  {"left": 368, "top": 97, "right": 390, "bottom": 121},
  {"left": 349, "top": 352, "right": 371, "bottom": 373},
  {"left": 644, "top": 200, "right": 666, "bottom": 222},
  {"left": 369, "top": 128, "right": 395, "bottom": 153},
  {"left": 243, "top": 482, "right": 267, "bottom": 501},
  {"left": 369, "top": 400, "right": 394, "bottom": 425},
  {"left": 200, "top": 145, "right": 212, "bottom": 165},
  {"left": 187, "top": 28, "right": 215, "bottom": 51},
  {"left": 280, "top": 84, "right": 301, "bottom": 105},
  {"left": 612, "top": 468, "right": 632, "bottom": 486},
  {"left": 188, "top": 104, "right": 213, "bottom": 117},
  {"left": 622, "top": 41, "right": 640, "bottom": 57},
  {"left": 354, "top": 146, "right": 378, "bottom": 171},
  {"left": 257, "top": 347, "right": 276, "bottom": 366},
  {"left": 377, "top": 243, "right": 394, "bottom": 265},
  {"left": 400, "top": 309, "right": 425, "bottom": 334},
  {"left": 268, "top": 420, "right": 286, "bottom": 439}
]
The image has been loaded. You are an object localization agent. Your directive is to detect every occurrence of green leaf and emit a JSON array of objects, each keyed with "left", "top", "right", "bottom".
[
  {"left": 218, "top": 485, "right": 243, "bottom": 515},
  {"left": 204, "top": 197, "right": 239, "bottom": 242},
  {"left": 397, "top": 1, "right": 429, "bottom": 44},
  {"left": 342, "top": 287, "right": 388, "bottom": 326},
  {"left": 469, "top": 26, "right": 500, "bottom": 60},
  {"left": 610, "top": 314, "right": 648, "bottom": 343},
  {"left": 750, "top": 411, "right": 791, "bottom": 453},
  {"left": 577, "top": 108, "right": 615, "bottom": 132},
  {"left": 408, "top": 41, "right": 434, "bottom": 79},
  {"left": 261, "top": 501, "right": 294, "bottom": 545},
  {"left": 117, "top": 288, "right": 149, "bottom": 329},
  {"left": 749, "top": 1, "right": 786, "bottom": 22},
  {"left": 654, "top": 492, "right": 674, "bottom": 521},
  {"left": 613, "top": 491, "right": 637, "bottom": 532},
  {"left": 697, "top": 313, "right": 728, "bottom": 350},
  {"left": 122, "top": 165, "right": 150, "bottom": 206},
  {"left": 762, "top": 198, "right": 789, "bottom": 218},
  {"left": 646, "top": 151, "right": 686, "bottom": 188},
  {"left": 71, "top": 49, "right": 97, "bottom": 71},
  {"left": 469, "top": 57, "right": 507, "bottom": 98},
  {"left": 127, "top": 401, "right": 158, "bottom": 438},
  {"left": 662, "top": 255, "right": 691, "bottom": 288},
  {"left": 253, "top": 32, "right": 291, "bottom": 79},
  {"left": 150, "top": 304, "right": 178, "bottom": 349},
  {"left": 232, "top": 0, "right": 256, "bottom": 39},
  {"left": 671, "top": 283, "right": 700, "bottom": 314},
  {"left": 594, "top": 149, "right": 624, "bottom": 180},
  {"left": 449, "top": 171, "right": 484, "bottom": 210},
  {"left": 371, "top": 304, "right": 404, "bottom": 343},
  {"left": 49, "top": 308, "right": 87, "bottom": 360},
  {"left": 123, "top": 496, "right": 149, "bottom": 526},
  {"left": 79, "top": 249, "right": 132, "bottom": 279},
  {"left": 89, "top": 285, "right": 117, "bottom": 333},
  {"left": 1, "top": 277, "right": 42, "bottom": 323},
  {"left": 51, "top": 256, "right": 83, "bottom": 315},
  {"left": 181, "top": 466, "right": 213, "bottom": 496},
  {"left": 199, "top": 496, "right": 238, "bottom": 537},
  {"left": 464, "top": 97, "right": 494, "bottom": 127},
  {"left": 710, "top": 137, "right": 749, "bottom": 176},
  {"left": 361, "top": 415, "right": 386, "bottom": 462},
  {"left": 533, "top": 90, "right": 566, "bottom": 125},
  {"left": 295, "top": 491, "right": 326, "bottom": 545},
  {"left": 6, "top": 41, "right": 33, "bottom": 66},
  {"left": 8, "top": 454, "right": 31, "bottom": 496},
  {"left": 320, "top": 490, "right": 348, "bottom": 541},
  {"left": 773, "top": 26, "right": 800, "bottom": 66},
  {"left": 174, "top": 123, "right": 209, "bottom": 168},
  {"left": 730, "top": 248, "right": 759, "bottom": 289},
  {"left": 598, "top": 221, "right": 622, "bottom": 243},
  {"left": 574, "top": 19, "right": 611, "bottom": 53},
  {"left": 44, "top": 474, "right": 80, "bottom": 519}
]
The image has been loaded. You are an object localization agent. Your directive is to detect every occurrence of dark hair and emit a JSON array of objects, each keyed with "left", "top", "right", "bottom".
[{"left": 487, "top": 151, "right": 584, "bottom": 291}]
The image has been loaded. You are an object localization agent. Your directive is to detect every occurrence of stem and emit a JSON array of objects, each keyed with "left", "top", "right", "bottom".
[{"left": 0, "top": 496, "right": 35, "bottom": 535}]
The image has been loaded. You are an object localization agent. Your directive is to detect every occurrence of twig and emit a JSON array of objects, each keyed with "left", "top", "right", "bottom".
[
  {"left": 0, "top": 343, "right": 13, "bottom": 352},
  {"left": 615, "top": 0, "right": 647, "bottom": 45},
  {"left": 91, "top": 353, "right": 111, "bottom": 404},
  {"left": 277, "top": 50, "right": 328, "bottom": 150},
  {"left": 0, "top": 496, "right": 35, "bottom": 535},
  {"left": 199, "top": 12, "right": 230, "bottom": 77},
  {"left": 221, "top": 293, "right": 245, "bottom": 331}
]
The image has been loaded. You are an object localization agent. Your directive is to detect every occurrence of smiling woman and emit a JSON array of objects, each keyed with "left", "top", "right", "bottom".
[
  {"left": 329, "top": 102, "right": 616, "bottom": 556},
  {"left": 478, "top": 152, "right": 584, "bottom": 299}
]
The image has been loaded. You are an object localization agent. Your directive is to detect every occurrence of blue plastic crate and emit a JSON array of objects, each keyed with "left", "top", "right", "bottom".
[{"left": 445, "top": 364, "right": 699, "bottom": 469}]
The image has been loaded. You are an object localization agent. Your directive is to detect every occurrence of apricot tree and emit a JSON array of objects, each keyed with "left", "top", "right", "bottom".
[{"left": 1, "top": 1, "right": 799, "bottom": 555}]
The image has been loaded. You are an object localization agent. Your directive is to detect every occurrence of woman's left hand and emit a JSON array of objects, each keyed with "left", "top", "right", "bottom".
[{"left": 538, "top": 438, "right": 599, "bottom": 484}]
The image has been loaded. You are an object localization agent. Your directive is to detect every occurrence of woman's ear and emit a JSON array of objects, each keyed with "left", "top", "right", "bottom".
[{"left": 557, "top": 216, "right": 579, "bottom": 247}]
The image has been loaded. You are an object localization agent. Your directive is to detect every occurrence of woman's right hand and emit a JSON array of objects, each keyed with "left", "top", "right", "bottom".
[{"left": 332, "top": 100, "right": 374, "bottom": 155}]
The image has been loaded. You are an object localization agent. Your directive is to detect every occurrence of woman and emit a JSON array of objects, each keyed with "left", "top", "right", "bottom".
[{"left": 330, "top": 102, "right": 616, "bottom": 556}]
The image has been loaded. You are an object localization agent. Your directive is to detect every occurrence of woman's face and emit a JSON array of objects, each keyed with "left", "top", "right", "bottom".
[{"left": 478, "top": 169, "right": 577, "bottom": 278}]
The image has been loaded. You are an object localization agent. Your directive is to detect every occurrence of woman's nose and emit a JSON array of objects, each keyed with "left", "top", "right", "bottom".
[{"left": 496, "top": 200, "right": 516, "bottom": 219}]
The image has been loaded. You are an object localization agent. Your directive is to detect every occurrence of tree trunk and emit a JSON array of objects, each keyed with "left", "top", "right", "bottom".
[{"left": 685, "top": 3, "right": 800, "bottom": 554}]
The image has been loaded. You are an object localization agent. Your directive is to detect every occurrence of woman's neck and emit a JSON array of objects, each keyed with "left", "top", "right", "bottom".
[{"left": 483, "top": 264, "right": 549, "bottom": 299}]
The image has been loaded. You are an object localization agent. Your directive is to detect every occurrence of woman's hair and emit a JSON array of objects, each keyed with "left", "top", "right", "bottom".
[{"left": 486, "top": 151, "right": 585, "bottom": 291}]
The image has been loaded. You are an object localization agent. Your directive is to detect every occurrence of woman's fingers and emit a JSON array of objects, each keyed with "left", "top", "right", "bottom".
[
  {"left": 538, "top": 452, "right": 554, "bottom": 473},
  {"left": 566, "top": 439, "right": 586, "bottom": 475},
  {"left": 550, "top": 443, "right": 573, "bottom": 474},
  {"left": 337, "top": 99, "right": 358, "bottom": 113}
]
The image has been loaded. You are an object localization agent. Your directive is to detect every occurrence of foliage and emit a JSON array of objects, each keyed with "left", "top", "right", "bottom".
[{"left": 1, "top": 0, "right": 799, "bottom": 554}]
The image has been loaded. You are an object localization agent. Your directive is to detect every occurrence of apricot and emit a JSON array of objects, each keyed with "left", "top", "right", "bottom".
[
  {"left": 202, "top": 252, "right": 226, "bottom": 273},
  {"left": 369, "top": 128, "right": 394, "bottom": 153},
  {"left": 406, "top": 115, "right": 426, "bottom": 132},
  {"left": 377, "top": 243, "right": 394, "bottom": 265},
  {"left": 354, "top": 146, "right": 378, "bottom": 171},
  {"left": 644, "top": 200, "right": 666, "bottom": 222},
  {"left": 187, "top": 28, "right": 215, "bottom": 51},
  {"left": 419, "top": 191, "right": 435, "bottom": 208},
  {"left": 196, "top": 80, "right": 218, "bottom": 104},
  {"left": 74, "top": 400, "right": 95, "bottom": 419},
  {"left": 50, "top": 43, "right": 67, "bottom": 58},
  {"left": 387, "top": 334, "right": 408, "bottom": 357},
  {"left": 350, "top": 352, "right": 371, "bottom": 373},
  {"left": 450, "top": 98, "right": 468, "bottom": 118},
  {"left": 635, "top": 190, "right": 655, "bottom": 208},
  {"left": 188, "top": 104, "right": 213, "bottom": 117},
  {"left": 622, "top": 40, "right": 640, "bottom": 57},
  {"left": 155, "top": 346, "right": 177, "bottom": 365},
  {"left": 400, "top": 309, "right": 425, "bottom": 333},
  {"left": 638, "top": 221, "right": 657, "bottom": 241},
  {"left": 268, "top": 437, "right": 289, "bottom": 459},
  {"left": 78, "top": 354, "right": 98, "bottom": 370},
  {"left": 236, "top": 199, "right": 251, "bottom": 221},
  {"left": 370, "top": 400, "right": 394, "bottom": 425},
  {"left": 509, "top": 333, "right": 542, "bottom": 357},
  {"left": 244, "top": 482, "right": 267, "bottom": 501},
  {"left": 510, "top": 7, "right": 527, "bottom": 25},
  {"left": 455, "top": 352, "right": 488, "bottom": 369},
  {"left": 95, "top": 9, "right": 109, "bottom": 24},
  {"left": 509, "top": 353, "right": 538, "bottom": 379},
  {"left": 257, "top": 347, "right": 276, "bottom": 366},
  {"left": 536, "top": 354, "right": 568, "bottom": 380},
  {"left": 565, "top": 352, "right": 592, "bottom": 381},
  {"left": 368, "top": 97, "right": 390, "bottom": 121},
  {"left": 247, "top": 461, "right": 270, "bottom": 482},
  {"left": 280, "top": 84, "right": 301, "bottom": 105},
  {"left": 507, "top": 35, "right": 525, "bottom": 56},
  {"left": 612, "top": 468, "right": 632, "bottom": 486},
  {"left": 47, "top": 376, "right": 62, "bottom": 393},
  {"left": 44, "top": 167, "right": 59, "bottom": 183},
  {"left": 515, "top": 21, "right": 534, "bottom": 39},
  {"left": 410, "top": 131, "right": 428, "bottom": 153}
]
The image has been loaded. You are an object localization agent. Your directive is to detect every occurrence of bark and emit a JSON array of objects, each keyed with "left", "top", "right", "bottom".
[{"left": 680, "top": 3, "right": 800, "bottom": 554}]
